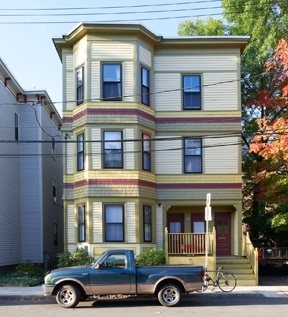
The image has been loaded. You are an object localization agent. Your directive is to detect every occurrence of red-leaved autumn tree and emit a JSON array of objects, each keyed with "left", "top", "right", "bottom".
[{"left": 249, "top": 40, "right": 288, "bottom": 234}]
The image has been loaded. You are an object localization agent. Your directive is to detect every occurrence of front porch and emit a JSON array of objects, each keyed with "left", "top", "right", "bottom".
[{"left": 164, "top": 229, "right": 259, "bottom": 286}]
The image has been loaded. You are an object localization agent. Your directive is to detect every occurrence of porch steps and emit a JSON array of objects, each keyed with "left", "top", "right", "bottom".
[{"left": 216, "top": 257, "right": 257, "bottom": 286}]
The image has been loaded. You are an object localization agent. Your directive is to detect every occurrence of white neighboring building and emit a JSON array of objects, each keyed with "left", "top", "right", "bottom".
[{"left": 0, "top": 58, "right": 63, "bottom": 268}]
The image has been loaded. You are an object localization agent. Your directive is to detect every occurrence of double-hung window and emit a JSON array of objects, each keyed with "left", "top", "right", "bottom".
[
  {"left": 15, "top": 113, "right": 19, "bottom": 141},
  {"left": 76, "top": 67, "right": 84, "bottom": 105},
  {"left": 77, "top": 133, "right": 84, "bottom": 171},
  {"left": 184, "top": 138, "right": 202, "bottom": 173},
  {"left": 52, "top": 179, "right": 57, "bottom": 202},
  {"left": 143, "top": 205, "right": 152, "bottom": 242},
  {"left": 53, "top": 223, "right": 58, "bottom": 247},
  {"left": 102, "top": 64, "right": 122, "bottom": 101},
  {"left": 142, "top": 133, "right": 151, "bottom": 171},
  {"left": 52, "top": 137, "right": 55, "bottom": 157},
  {"left": 103, "top": 131, "right": 123, "bottom": 168},
  {"left": 78, "top": 205, "right": 86, "bottom": 242},
  {"left": 105, "top": 205, "right": 124, "bottom": 242},
  {"left": 141, "top": 67, "right": 150, "bottom": 106},
  {"left": 183, "top": 75, "right": 201, "bottom": 109}
]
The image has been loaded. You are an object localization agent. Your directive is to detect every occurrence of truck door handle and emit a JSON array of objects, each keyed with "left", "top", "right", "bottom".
[{"left": 82, "top": 273, "right": 88, "bottom": 276}]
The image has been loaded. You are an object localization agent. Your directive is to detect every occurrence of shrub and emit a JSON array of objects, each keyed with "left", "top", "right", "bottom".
[
  {"left": 57, "top": 248, "right": 94, "bottom": 268},
  {"left": 16, "top": 260, "right": 44, "bottom": 276},
  {"left": 135, "top": 248, "right": 166, "bottom": 265}
]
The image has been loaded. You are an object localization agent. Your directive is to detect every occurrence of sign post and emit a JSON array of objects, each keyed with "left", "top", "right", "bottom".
[{"left": 205, "top": 193, "right": 212, "bottom": 269}]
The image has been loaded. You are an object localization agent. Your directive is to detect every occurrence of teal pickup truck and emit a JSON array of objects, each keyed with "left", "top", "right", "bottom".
[{"left": 43, "top": 249, "right": 204, "bottom": 308}]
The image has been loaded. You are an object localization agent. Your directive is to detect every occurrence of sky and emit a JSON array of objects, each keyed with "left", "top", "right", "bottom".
[{"left": 0, "top": 0, "right": 222, "bottom": 115}]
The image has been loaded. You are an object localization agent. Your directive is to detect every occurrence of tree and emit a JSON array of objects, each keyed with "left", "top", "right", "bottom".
[
  {"left": 178, "top": 17, "right": 231, "bottom": 36},
  {"left": 248, "top": 40, "right": 288, "bottom": 240}
]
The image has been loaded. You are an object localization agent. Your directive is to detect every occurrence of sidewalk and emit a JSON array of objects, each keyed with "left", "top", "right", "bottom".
[{"left": 1, "top": 285, "right": 288, "bottom": 299}]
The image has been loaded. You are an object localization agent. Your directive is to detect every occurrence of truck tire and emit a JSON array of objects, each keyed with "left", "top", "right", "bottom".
[
  {"left": 157, "top": 284, "right": 182, "bottom": 307},
  {"left": 56, "top": 284, "right": 81, "bottom": 308}
]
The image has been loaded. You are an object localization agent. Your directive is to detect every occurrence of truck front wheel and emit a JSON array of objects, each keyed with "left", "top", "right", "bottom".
[
  {"left": 157, "top": 284, "right": 182, "bottom": 307},
  {"left": 56, "top": 284, "right": 81, "bottom": 308}
]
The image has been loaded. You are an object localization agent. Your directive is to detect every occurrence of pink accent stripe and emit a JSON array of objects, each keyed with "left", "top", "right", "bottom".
[
  {"left": 64, "top": 181, "right": 241, "bottom": 190},
  {"left": 65, "top": 179, "right": 156, "bottom": 188},
  {"left": 157, "top": 183, "right": 241, "bottom": 189},
  {"left": 68, "top": 109, "right": 155, "bottom": 123}
]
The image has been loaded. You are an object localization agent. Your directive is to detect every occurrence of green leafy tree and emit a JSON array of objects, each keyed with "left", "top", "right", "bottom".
[{"left": 178, "top": 17, "right": 231, "bottom": 36}]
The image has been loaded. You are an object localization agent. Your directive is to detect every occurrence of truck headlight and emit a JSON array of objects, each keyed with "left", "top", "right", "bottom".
[{"left": 44, "top": 274, "right": 51, "bottom": 283}]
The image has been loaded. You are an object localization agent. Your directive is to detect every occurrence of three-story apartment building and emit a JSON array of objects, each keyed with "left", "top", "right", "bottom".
[
  {"left": 53, "top": 23, "right": 248, "bottom": 258},
  {"left": 0, "top": 58, "right": 63, "bottom": 269}
]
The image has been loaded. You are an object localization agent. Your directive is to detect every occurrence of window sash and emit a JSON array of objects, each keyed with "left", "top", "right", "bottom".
[
  {"left": 77, "top": 133, "right": 84, "bottom": 171},
  {"left": 141, "top": 67, "right": 150, "bottom": 106},
  {"left": 143, "top": 205, "right": 152, "bottom": 242},
  {"left": 142, "top": 134, "right": 151, "bottom": 171},
  {"left": 103, "top": 131, "right": 123, "bottom": 168},
  {"left": 78, "top": 205, "right": 86, "bottom": 242},
  {"left": 105, "top": 205, "right": 124, "bottom": 242},
  {"left": 53, "top": 223, "right": 58, "bottom": 247},
  {"left": 15, "top": 113, "right": 19, "bottom": 141},
  {"left": 76, "top": 67, "right": 84, "bottom": 105},
  {"left": 103, "top": 64, "right": 122, "bottom": 101},
  {"left": 183, "top": 75, "right": 201, "bottom": 109},
  {"left": 184, "top": 139, "right": 202, "bottom": 173}
]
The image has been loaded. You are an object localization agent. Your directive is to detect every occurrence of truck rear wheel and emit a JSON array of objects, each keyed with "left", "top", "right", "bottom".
[
  {"left": 157, "top": 284, "right": 182, "bottom": 307},
  {"left": 56, "top": 284, "right": 81, "bottom": 308}
]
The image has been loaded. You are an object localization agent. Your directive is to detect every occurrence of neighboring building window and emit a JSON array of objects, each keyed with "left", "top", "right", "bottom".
[
  {"left": 15, "top": 113, "right": 19, "bottom": 141},
  {"left": 183, "top": 75, "right": 201, "bottom": 109},
  {"left": 143, "top": 205, "right": 152, "bottom": 242},
  {"left": 141, "top": 67, "right": 150, "bottom": 106},
  {"left": 103, "top": 131, "right": 123, "bottom": 168},
  {"left": 105, "top": 205, "right": 124, "bottom": 242},
  {"left": 102, "top": 64, "right": 122, "bottom": 101},
  {"left": 184, "top": 138, "right": 202, "bottom": 173},
  {"left": 52, "top": 179, "right": 57, "bottom": 202},
  {"left": 142, "top": 133, "right": 151, "bottom": 171},
  {"left": 76, "top": 67, "right": 84, "bottom": 105},
  {"left": 77, "top": 133, "right": 84, "bottom": 171},
  {"left": 78, "top": 205, "right": 86, "bottom": 242},
  {"left": 52, "top": 137, "right": 55, "bottom": 157},
  {"left": 53, "top": 222, "right": 58, "bottom": 247}
]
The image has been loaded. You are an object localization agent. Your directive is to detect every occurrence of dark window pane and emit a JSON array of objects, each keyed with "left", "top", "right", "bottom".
[
  {"left": 76, "top": 67, "right": 84, "bottom": 105},
  {"left": 183, "top": 75, "right": 201, "bottom": 109},
  {"left": 103, "top": 83, "right": 122, "bottom": 101},
  {"left": 77, "top": 133, "right": 84, "bottom": 171},
  {"left": 141, "top": 67, "right": 150, "bottom": 106},
  {"left": 143, "top": 205, "right": 152, "bottom": 242},
  {"left": 184, "top": 156, "right": 202, "bottom": 173},
  {"left": 104, "top": 131, "right": 122, "bottom": 168},
  {"left": 103, "top": 64, "right": 122, "bottom": 101},
  {"left": 105, "top": 205, "right": 124, "bottom": 242},
  {"left": 78, "top": 205, "right": 86, "bottom": 242}
]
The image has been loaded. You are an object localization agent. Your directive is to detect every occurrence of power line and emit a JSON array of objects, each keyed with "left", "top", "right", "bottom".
[
  {"left": 0, "top": 5, "right": 222, "bottom": 17},
  {"left": 0, "top": 1, "right": 220, "bottom": 11},
  {"left": 0, "top": 72, "right": 265, "bottom": 107}
]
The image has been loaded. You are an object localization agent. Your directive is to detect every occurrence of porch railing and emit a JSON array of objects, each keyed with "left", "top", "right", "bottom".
[
  {"left": 242, "top": 232, "right": 258, "bottom": 285},
  {"left": 164, "top": 227, "right": 215, "bottom": 256}
]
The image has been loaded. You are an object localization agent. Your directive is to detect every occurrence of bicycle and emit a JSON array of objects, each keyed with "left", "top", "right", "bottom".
[{"left": 202, "top": 266, "right": 237, "bottom": 292}]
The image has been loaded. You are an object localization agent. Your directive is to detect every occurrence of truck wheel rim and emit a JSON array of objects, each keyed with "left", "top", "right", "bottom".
[
  {"left": 163, "top": 287, "right": 178, "bottom": 304},
  {"left": 60, "top": 289, "right": 74, "bottom": 304}
]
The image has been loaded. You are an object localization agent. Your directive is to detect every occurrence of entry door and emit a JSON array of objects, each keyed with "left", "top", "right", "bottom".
[
  {"left": 215, "top": 212, "right": 231, "bottom": 256},
  {"left": 167, "top": 213, "right": 184, "bottom": 253}
]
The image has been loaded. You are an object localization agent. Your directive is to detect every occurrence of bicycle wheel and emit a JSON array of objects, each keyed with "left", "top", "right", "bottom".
[{"left": 217, "top": 272, "right": 237, "bottom": 292}]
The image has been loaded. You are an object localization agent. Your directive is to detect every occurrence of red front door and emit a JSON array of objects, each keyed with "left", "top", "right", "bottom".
[{"left": 215, "top": 212, "right": 231, "bottom": 256}]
